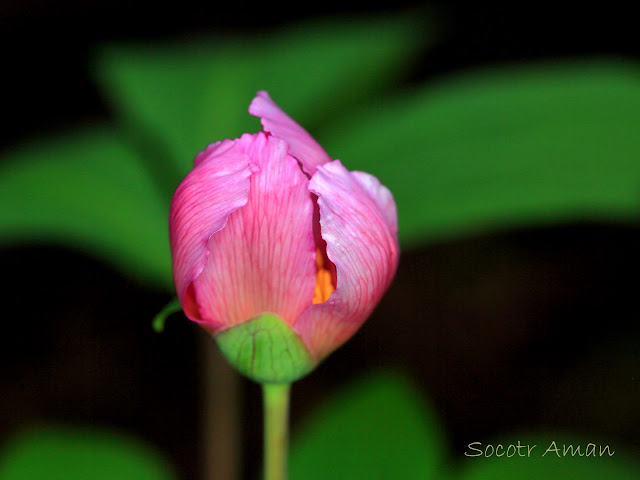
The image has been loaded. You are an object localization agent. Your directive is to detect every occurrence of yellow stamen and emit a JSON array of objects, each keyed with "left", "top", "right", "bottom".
[{"left": 313, "top": 248, "right": 335, "bottom": 304}]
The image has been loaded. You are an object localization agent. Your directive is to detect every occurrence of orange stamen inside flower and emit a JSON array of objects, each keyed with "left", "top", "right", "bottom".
[{"left": 313, "top": 248, "right": 335, "bottom": 304}]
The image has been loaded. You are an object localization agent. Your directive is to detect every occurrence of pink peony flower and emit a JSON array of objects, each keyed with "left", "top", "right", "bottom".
[{"left": 169, "top": 91, "right": 398, "bottom": 382}]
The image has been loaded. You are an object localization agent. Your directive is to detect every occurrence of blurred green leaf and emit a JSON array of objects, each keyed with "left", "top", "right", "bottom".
[
  {"left": 289, "top": 370, "right": 448, "bottom": 480},
  {"left": 0, "top": 424, "right": 176, "bottom": 480},
  {"left": 0, "top": 126, "right": 171, "bottom": 289},
  {"left": 93, "top": 12, "right": 432, "bottom": 178},
  {"left": 456, "top": 432, "right": 640, "bottom": 480},
  {"left": 322, "top": 59, "right": 640, "bottom": 246}
]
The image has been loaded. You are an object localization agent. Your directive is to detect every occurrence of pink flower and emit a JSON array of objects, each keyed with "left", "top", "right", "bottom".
[{"left": 169, "top": 91, "right": 398, "bottom": 379}]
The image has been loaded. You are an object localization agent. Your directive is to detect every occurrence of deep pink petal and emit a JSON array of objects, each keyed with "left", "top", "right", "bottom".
[
  {"left": 169, "top": 139, "right": 258, "bottom": 321},
  {"left": 249, "top": 90, "right": 331, "bottom": 176},
  {"left": 294, "top": 160, "right": 399, "bottom": 360},
  {"left": 191, "top": 132, "right": 317, "bottom": 333}
]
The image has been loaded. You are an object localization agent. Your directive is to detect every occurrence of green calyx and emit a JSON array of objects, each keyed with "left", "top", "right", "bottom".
[{"left": 215, "top": 313, "right": 316, "bottom": 384}]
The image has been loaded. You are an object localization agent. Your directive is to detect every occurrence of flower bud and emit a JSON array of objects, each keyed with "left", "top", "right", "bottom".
[{"left": 169, "top": 92, "right": 399, "bottom": 383}]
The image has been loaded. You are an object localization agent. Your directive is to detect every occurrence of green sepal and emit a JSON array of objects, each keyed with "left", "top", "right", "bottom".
[
  {"left": 152, "top": 297, "right": 182, "bottom": 333},
  {"left": 215, "top": 313, "right": 316, "bottom": 384}
]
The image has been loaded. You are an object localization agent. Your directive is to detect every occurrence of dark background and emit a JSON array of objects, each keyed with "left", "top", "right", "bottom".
[{"left": 1, "top": 2, "right": 639, "bottom": 479}]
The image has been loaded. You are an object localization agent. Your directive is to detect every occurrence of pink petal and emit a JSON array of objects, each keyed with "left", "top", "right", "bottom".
[
  {"left": 193, "top": 140, "right": 224, "bottom": 166},
  {"left": 190, "top": 132, "right": 317, "bottom": 333},
  {"left": 169, "top": 138, "right": 258, "bottom": 321},
  {"left": 351, "top": 170, "right": 398, "bottom": 234},
  {"left": 294, "top": 160, "right": 400, "bottom": 360},
  {"left": 249, "top": 90, "right": 332, "bottom": 176}
]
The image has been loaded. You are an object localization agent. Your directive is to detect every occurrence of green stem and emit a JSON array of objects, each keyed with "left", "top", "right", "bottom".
[{"left": 263, "top": 383, "right": 291, "bottom": 480}]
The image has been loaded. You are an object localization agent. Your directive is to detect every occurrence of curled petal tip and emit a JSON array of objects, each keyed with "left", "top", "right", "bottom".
[{"left": 248, "top": 90, "right": 332, "bottom": 175}]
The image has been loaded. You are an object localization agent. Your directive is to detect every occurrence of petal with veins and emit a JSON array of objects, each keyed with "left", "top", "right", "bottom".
[
  {"left": 295, "top": 160, "right": 399, "bottom": 360},
  {"left": 169, "top": 140, "right": 257, "bottom": 322},
  {"left": 191, "top": 133, "right": 317, "bottom": 333}
]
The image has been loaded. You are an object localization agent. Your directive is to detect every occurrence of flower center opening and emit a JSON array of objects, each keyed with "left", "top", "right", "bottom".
[{"left": 312, "top": 248, "right": 335, "bottom": 304}]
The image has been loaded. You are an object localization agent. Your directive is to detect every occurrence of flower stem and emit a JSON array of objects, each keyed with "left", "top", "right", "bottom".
[{"left": 262, "top": 383, "right": 291, "bottom": 480}]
